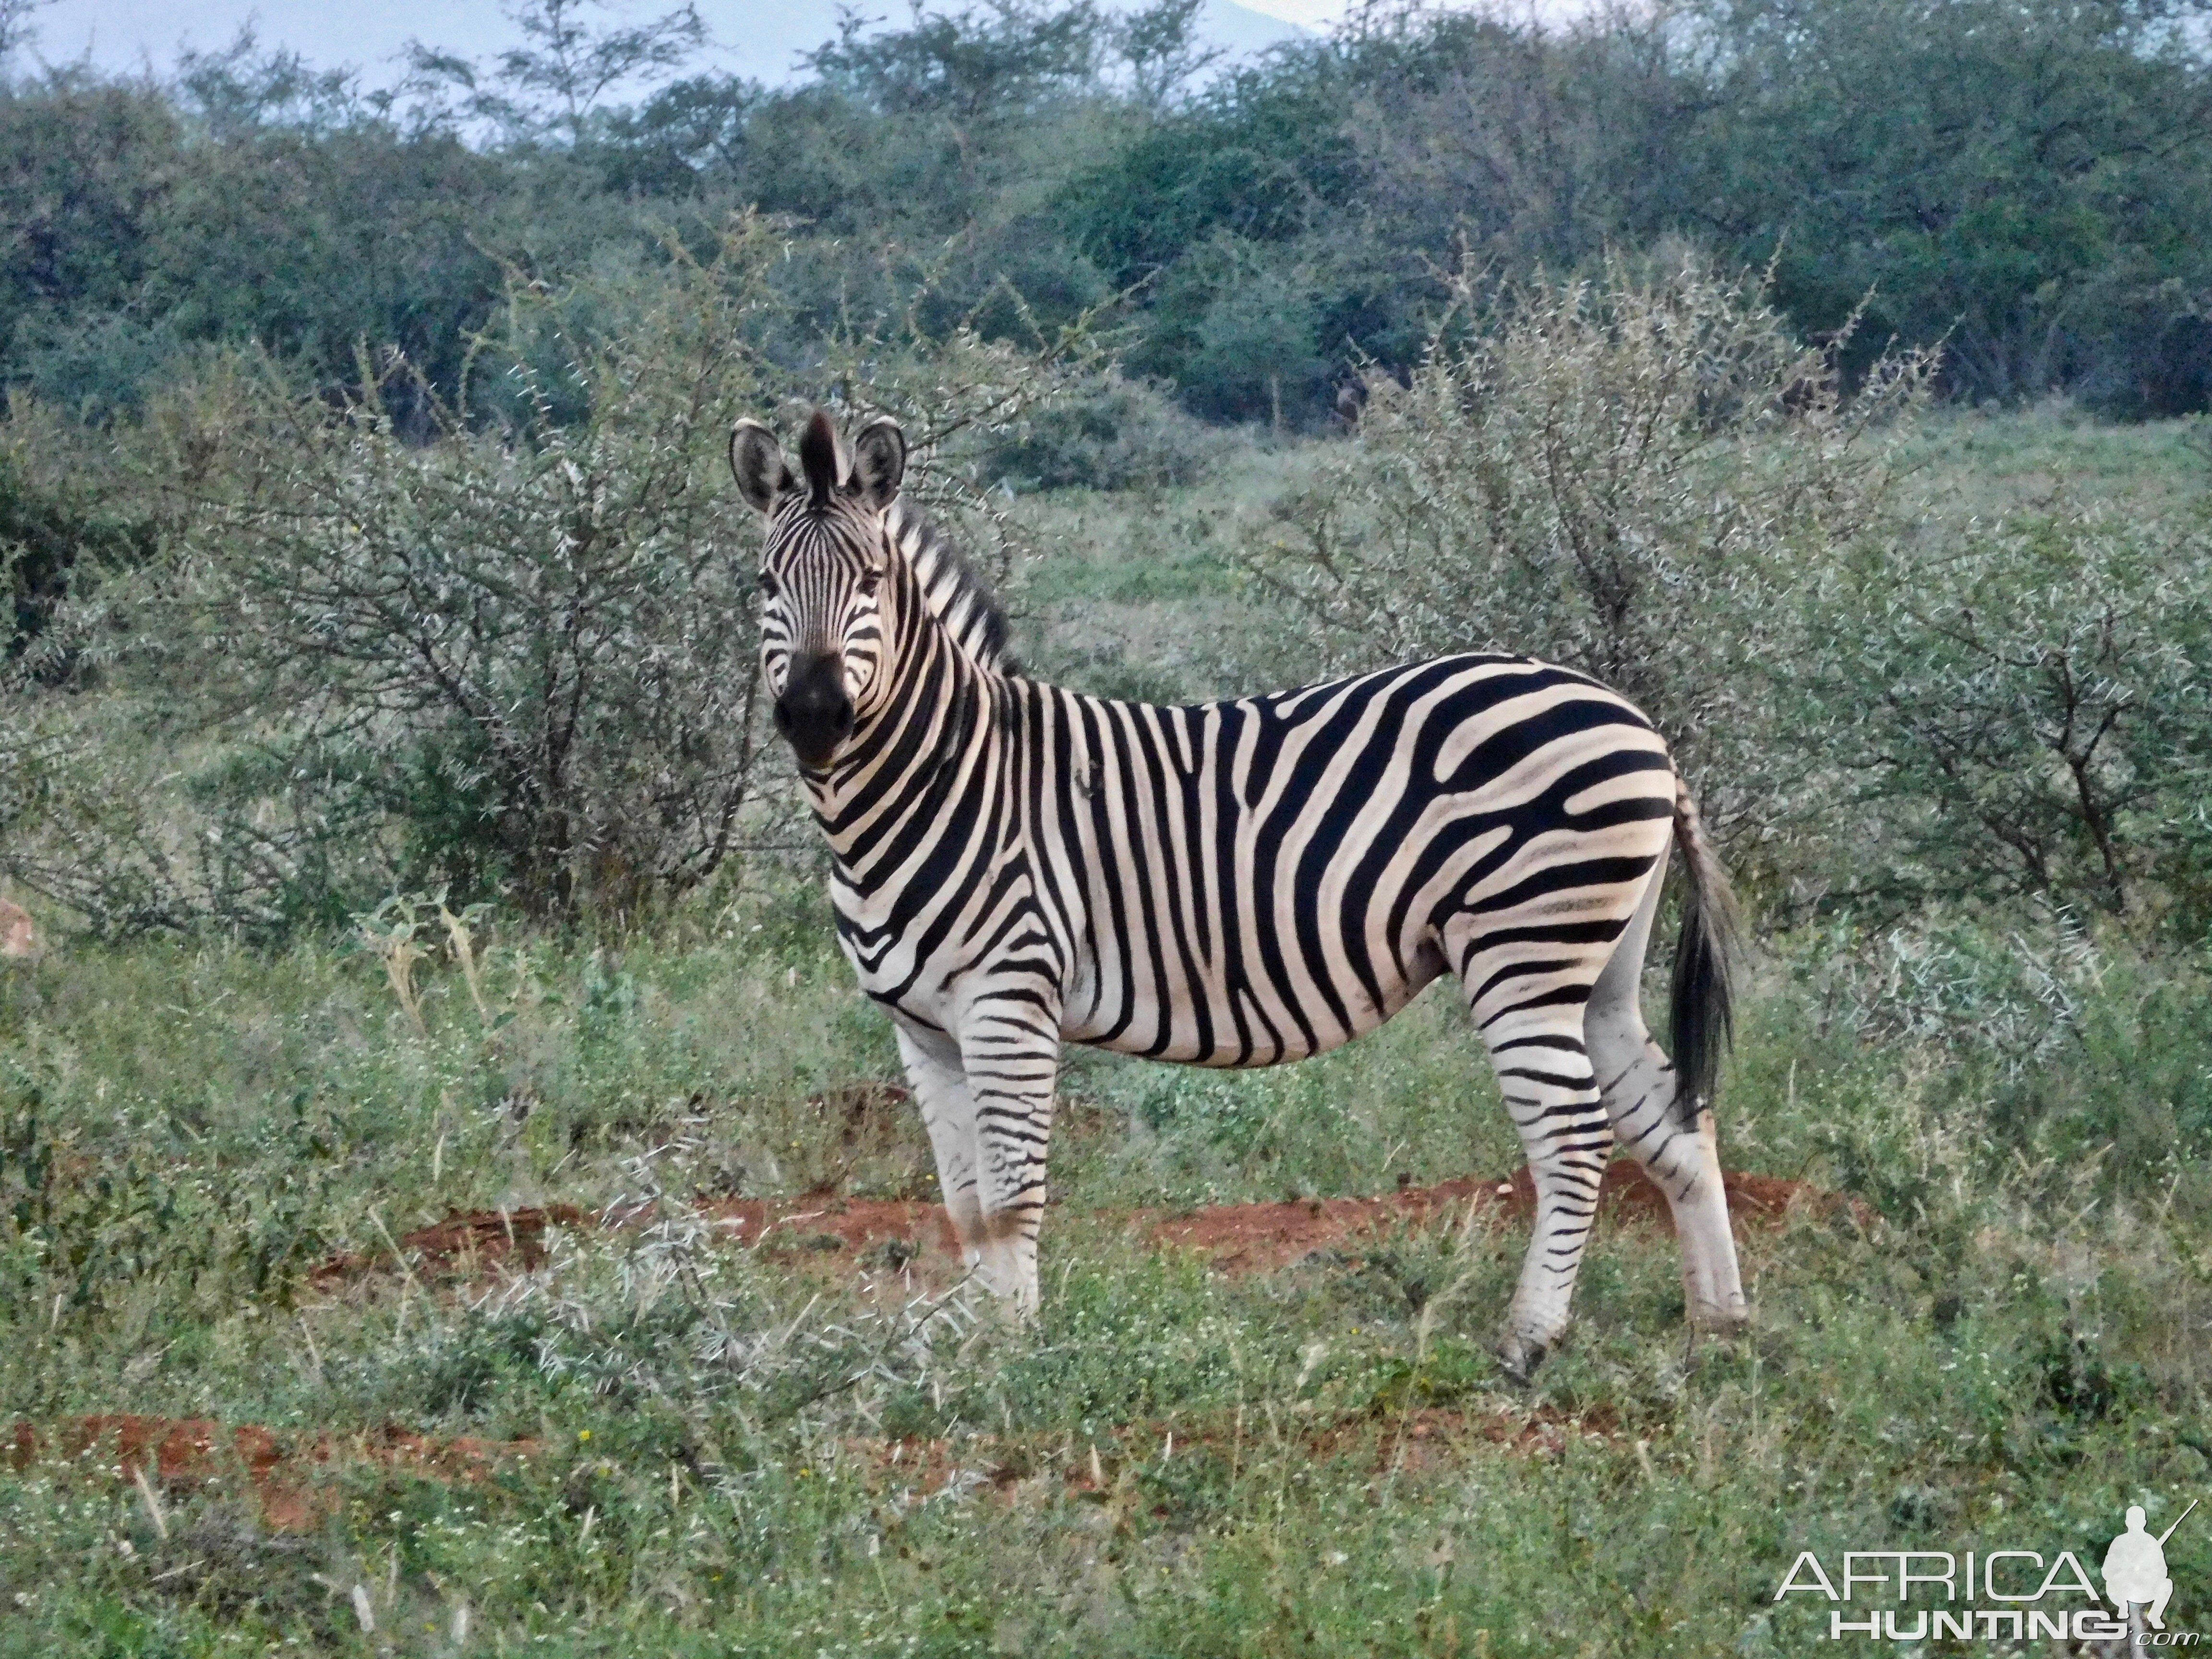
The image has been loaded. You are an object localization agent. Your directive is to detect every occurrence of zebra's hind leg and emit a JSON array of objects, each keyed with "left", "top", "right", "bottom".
[
  {"left": 1586, "top": 870, "right": 1749, "bottom": 1334},
  {"left": 893, "top": 1025, "right": 990, "bottom": 1276},
  {"left": 1452, "top": 926, "right": 1614, "bottom": 1377}
]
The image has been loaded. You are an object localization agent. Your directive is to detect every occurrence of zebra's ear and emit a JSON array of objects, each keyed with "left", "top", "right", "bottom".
[
  {"left": 728, "top": 420, "right": 793, "bottom": 516},
  {"left": 851, "top": 416, "right": 906, "bottom": 509}
]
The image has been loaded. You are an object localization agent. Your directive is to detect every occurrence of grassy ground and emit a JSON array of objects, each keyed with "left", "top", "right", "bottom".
[
  {"left": 3, "top": 882, "right": 2207, "bottom": 1656},
  {"left": 1893, "top": 401, "right": 2210, "bottom": 523},
  {"left": 3, "top": 409, "right": 2211, "bottom": 1655}
]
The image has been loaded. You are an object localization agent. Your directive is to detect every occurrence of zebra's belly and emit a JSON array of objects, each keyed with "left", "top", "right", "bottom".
[{"left": 1059, "top": 933, "right": 1450, "bottom": 1067}]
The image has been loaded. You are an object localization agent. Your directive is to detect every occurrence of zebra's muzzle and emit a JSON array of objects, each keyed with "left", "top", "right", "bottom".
[{"left": 774, "top": 653, "right": 855, "bottom": 769}]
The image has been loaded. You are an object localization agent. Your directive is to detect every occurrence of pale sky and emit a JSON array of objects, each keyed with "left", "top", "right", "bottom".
[
  {"left": 1238, "top": 0, "right": 1340, "bottom": 24},
  {"left": 18, "top": 0, "right": 1317, "bottom": 90}
]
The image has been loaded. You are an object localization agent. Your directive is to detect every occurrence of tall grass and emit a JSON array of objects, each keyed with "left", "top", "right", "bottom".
[{"left": 3, "top": 849, "right": 2208, "bottom": 1653}]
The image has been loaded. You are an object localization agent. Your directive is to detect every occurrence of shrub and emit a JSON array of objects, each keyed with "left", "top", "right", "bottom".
[
  {"left": 986, "top": 371, "right": 1225, "bottom": 491},
  {"left": 0, "top": 403, "right": 157, "bottom": 665},
  {"left": 1799, "top": 498, "right": 2212, "bottom": 923},
  {"left": 3, "top": 216, "right": 1088, "bottom": 932},
  {"left": 1238, "top": 250, "right": 1934, "bottom": 847},
  {"left": 1777, "top": 909, "right": 2212, "bottom": 1198}
]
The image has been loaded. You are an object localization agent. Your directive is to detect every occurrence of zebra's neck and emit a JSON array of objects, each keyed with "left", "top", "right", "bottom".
[
  {"left": 885, "top": 498, "right": 1015, "bottom": 676},
  {"left": 802, "top": 526, "right": 1002, "bottom": 862}
]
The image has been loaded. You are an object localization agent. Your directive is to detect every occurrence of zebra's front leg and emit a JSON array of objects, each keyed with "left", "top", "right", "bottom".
[
  {"left": 893, "top": 1025, "right": 989, "bottom": 1274},
  {"left": 1479, "top": 1009, "right": 1614, "bottom": 1379},
  {"left": 954, "top": 990, "right": 1064, "bottom": 1317}
]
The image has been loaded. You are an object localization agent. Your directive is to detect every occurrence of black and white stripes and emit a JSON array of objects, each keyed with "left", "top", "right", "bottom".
[{"left": 731, "top": 410, "right": 1750, "bottom": 1370}]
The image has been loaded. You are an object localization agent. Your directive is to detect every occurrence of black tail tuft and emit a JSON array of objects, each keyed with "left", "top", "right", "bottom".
[{"left": 1668, "top": 783, "right": 1739, "bottom": 1128}]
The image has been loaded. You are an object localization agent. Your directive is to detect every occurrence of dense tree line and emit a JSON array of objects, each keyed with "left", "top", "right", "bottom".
[{"left": 2, "top": 0, "right": 2210, "bottom": 436}]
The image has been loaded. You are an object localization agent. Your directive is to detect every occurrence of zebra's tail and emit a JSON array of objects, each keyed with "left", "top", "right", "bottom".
[{"left": 1668, "top": 778, "right": 1740, "bottom": 1128}]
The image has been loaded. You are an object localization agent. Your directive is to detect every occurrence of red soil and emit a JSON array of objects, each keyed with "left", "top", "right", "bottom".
[
  {"left": 1146, "top": 1162, "right": 1846, "bottom": 1274},
  {"left": 310, "top": 1204, "right": 590, "bottom": 1285},
  {"left": 17, "top": 1166, "right": 1842, "bottom": 1532},
  {"left": 695, "top": 1192, "right": 957, "bottom": 1255},
  {"left": 6, "top": 1387, "right": 1631, "bottom": 1533},
  {"left": 313, "top": 1163, "right": 1851, "bottom": 1288},
  {"left": 6, "top": 1414, "right": 532, "bottom": 1532}
]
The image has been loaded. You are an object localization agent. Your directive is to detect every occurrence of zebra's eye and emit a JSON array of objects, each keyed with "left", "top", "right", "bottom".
[
  {"left": 857, "top": 568, "right": 882, "bottom": 597},
  {"left": 756, "top": 569, "right": 778, "bottom": 598}
]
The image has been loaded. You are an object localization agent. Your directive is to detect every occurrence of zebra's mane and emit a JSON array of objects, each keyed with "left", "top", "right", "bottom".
[{"left": 887, "top": 496, "right": 1017, "bottom": 675}]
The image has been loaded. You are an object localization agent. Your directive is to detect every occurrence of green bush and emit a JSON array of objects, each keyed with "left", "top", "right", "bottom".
[
  {"left": 0, "top": 406, "right": 156, "bottom": 664},
  {"left": 0, "top": 218, "right": 1088, "bottom": 933},
  {"left": 1240, "top": 251, "right": 1932, "bottom": 846},
  {"left": 987, "top": 372, "right": 1224, "bottom": 490},
  {"left": 1797, "top": 498, "right": 2212, "bottom": 923}
]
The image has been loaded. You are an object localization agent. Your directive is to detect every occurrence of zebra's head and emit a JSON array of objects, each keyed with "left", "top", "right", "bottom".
[{"left": 728, "top": 409, "right": 908, "bottom": 771}]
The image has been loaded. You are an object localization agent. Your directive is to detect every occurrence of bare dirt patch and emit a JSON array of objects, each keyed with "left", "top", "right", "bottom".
[
  {"left": 695, "top": 1192, "right": 956, "bottom": 1256},
  {"left": 311, "top": 1158, "right": 1855, "bottom": 1288},
  {"left": 7, "top": 1415, "right": 533, "bottom": 1531},
  {"left": 310, "top": 1204, "right": 590, "bottom": 1285},
  {"left": 24, "top": 1167, "right": 1831, "bottom": 1532},
  {"left": 1146, "top": 1162, "right": 1851, "bottom": 1274}
]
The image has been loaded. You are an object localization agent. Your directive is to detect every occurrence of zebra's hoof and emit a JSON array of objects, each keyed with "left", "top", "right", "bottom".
[
  {"left": 1494, "top": 1333, "right": 1551, "bottom": 1384},
  {"left": 1688, "top": 1300, "right": 1752, "bottom": 1335}
]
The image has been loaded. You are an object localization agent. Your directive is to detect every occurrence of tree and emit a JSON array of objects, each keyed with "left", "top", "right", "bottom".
[
  {"left": 1802, "top": 500, "right": 2212, "bottom": 919},
  {"left": 119, "top": 232, "right": 785, "bottom": 920},
  {"left": 1113, "top": 0, "right": 1222, "bottom": 110},
  {"left": 405, "top": 0, "right": 706, "bottom": 146},
  {"left": 0, "top": 0, "right": 47, "bottom": 71},
  {"left": 805, "top": 0, "right": 1108, "bottom": 123},
  {"left": 3, "top": 216, "right": 1093, "bottom": 932},
  {"left": 1675, "top": 0, "right": 2212, "bottom": 408}
]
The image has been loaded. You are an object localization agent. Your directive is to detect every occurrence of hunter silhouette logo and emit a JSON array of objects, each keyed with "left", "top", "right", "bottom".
[{"left": 2106, "top": 1499, "right": 2196, "bottom": 1631}]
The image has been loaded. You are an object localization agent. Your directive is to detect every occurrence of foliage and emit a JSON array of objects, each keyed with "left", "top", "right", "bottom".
[
  {"left": 0, "top": 697, "right": 385, "bottom": 936},
  {"left": 0, "top": 0, "right": 2205, "bottom": 1629},
  {"left": 0, "top": 404, "right": 154, "bottom": 662},
  {"left": 0, "top": 57, "right": 523, "bottom": 428},
  {"left": 1682, "top": 0, "right": 2212, "bottom": 413},
  {"left": 1799, "top": 497, "right": 2212, "bottom": 921},
  {"left": 986, "top": 371, "right": 1223, "bottom": 491},
  {"left": 5, "top": 0, "right": 2212, "bottom": 434},
  {"left": 1, "top": 217, "right": 1091, "bottom": 931},
  {"left": 806, "top": 0, "right": 1111, "bottom": 120},
  {"left": 1784, "top": 907, "right": 2212, "bottom": 1172},
  {"left": 1239, "top": 252, "right": 1934, "bottom": 842},
  {"left": 0, "top": 0, "right": 43, "bottom": 69},
  {"left": 45, "top": 229, "right": 777, "bottom": 924},
  {"left": 403, "top": 0, "right": 709, "bottom": 146}
]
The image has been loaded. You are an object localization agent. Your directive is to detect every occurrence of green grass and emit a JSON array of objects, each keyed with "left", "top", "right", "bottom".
[
  {"left": 3, "top": 873, "right": 2209, "bottom": 1656},
  {"left": 1010, "top": 440, "right": 1317, "bottom": 703},
  {"left": 1008, "top": 406, "right": 2212, "bottom": 707},
  {"left": 1894, "top": 402, "right": 2210, "bottom": 523}
]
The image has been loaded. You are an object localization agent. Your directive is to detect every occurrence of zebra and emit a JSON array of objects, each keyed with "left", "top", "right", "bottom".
[{"left": 730, "top": 409, "right": 1750, "bottom": 1374}]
